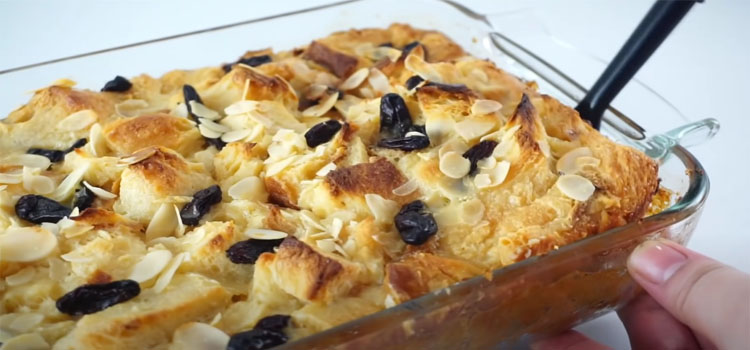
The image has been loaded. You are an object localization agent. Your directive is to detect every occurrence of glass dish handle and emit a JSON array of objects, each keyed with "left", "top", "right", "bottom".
[{"left": 636, "top": 118, "right": 720, "bottom": 160}]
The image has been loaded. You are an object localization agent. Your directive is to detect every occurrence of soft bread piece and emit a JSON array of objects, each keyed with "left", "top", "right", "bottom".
[{"left": 104, "top": 113, "right": 203, "bottom": 156}]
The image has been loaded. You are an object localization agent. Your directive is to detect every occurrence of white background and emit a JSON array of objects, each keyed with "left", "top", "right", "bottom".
[{"left": 1, "top": 0, "right": 748, "bottom": 348}]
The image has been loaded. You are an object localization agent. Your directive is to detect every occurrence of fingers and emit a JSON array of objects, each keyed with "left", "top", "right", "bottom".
[
  {"left": 530, "top": 330, "right": 611, "bottom": 350},
  {"left": 617, "top": 293, "right": 701, "bottom": 350},
  {"left": 627, "top": 239, "right": 750, "bottom": 350}
]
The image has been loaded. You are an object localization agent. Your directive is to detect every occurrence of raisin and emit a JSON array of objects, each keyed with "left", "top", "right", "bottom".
[
  {"left": 226, "top": 239, "right": 284, "bottom": 264},
  {"left": 379, "top": 93, "right": 413, "bottom": 138},
  {"left": 254, "top": 315, "right": 290, "bottom": 333},
  {"left": 405, "top": 75, "right": 424, "bottom": 90},
  {"left": 304, "top": 120, "right": 342, "bottom": 147},
  {"left": 56, "top": 280, "right": 139, "bottom": 316},
  {"left": 223, "top": 55, "right": 273, "bottom": 72},
  {"left": 15, "top": 195, "right": 72, "bottom": 224},
  {"left": 394, "top": 200, "right": 438, "bottom": 245},
  {"left": 402, "top": 41, "right": 421, "bottom": 55},
  {"left": 377, "top": 135, "right": 430, "bottom": 151},
  {"left": 72, "top": 183, "right": 96, "bottom": 211},
  {"left": 422, "top": 82, "right": 471, "bottom": 94},
  {"left": 101, "top": 76, "right": 132, "bottom": 92},
  {"left": 226, "top": 329, "right": 287, "bottom": 350},
  {"left": 378, "top": 42, "right": 394, "bottom": 48},
  {"left": 179, "top": 185, "right": 222, "bottom": 226},
  {"left": 182, "top": 85, "right": 225, "bottom": 149},
  {"left": 462, "top": 140, "right": 499, "bottom": 174},
  {"left": 27, "top": 138, "right": 88, "bottom": 163}
]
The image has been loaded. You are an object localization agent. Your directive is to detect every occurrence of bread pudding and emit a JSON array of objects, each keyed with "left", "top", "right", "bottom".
[{"left": 0, "top": 24, "right": 658, "bottom": 349}]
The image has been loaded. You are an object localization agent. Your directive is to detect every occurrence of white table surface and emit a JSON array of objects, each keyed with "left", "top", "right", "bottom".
[{"left": 1, "top": 1, "right": 748, "bottom": 349}]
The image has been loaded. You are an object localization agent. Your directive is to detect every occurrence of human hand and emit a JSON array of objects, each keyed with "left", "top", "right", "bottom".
[{"left": 532, "top": 239, "right": 750, "bottom": 350}]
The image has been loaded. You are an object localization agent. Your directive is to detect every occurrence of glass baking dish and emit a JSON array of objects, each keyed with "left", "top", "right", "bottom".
[{"left": 0, "top": 0, "right": 718, "bottom": 348}]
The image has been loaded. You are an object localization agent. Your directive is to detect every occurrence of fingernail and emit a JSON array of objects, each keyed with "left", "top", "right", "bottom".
[{"left": 628, "top": 240, "right": 688, "bottom": 284}]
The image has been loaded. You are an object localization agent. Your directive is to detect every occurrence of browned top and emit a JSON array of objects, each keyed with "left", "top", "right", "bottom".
[{"left": 325, "top": 158, "right": 406, "bottom": 200}]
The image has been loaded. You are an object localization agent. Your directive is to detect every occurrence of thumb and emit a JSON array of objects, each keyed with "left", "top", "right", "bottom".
[{"left": 627, "top": 239, "right": 750, "bottom": 350}]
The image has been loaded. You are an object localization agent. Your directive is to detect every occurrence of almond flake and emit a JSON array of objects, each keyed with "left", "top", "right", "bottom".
[
  {"left": 173, "top": 103, "right": 189, "bottom": 118},
  {"left": 538, "top": 138, "right": 551, "bottom": 157},
  {"left": 40, "top": 222, "right": 59, "bottom": 236},
  {"left": 576, "top": 156, "right": 601, "bottom": 169},
  {"left": 477, "top": 157, "right": 497, "bottom": 170},
  {"left": 306, "top": 84, "right": 329, "bottom": 100},
  {"left": 152, "top": 252, "right": 187, "bottom": 293},
  {"left": 228, "top": 176, "right": 266, "bottom": 201},
  {"left": 392, "top": 178, "right": 418, "bottom": 196},
  {"left": 48, "top": 257, "right": 67, "bottom": 281},
  {"left": 83, "top": 181, "right": 117, "bottom": 199},
  {"left": 62, "top": 223, "right": 93, "bottom": 238},
  {"left": 556, "top": 174, "right": 595, "bottom": 201},
  {"left": 115, "top": 99, "right": 149, "bottom": 117},
  {"left": 128, "top": 249, "right": 173, "bottom": 283},
  {"left": 384, "top": 294, "right": 396, "bottom": 308},
  {"left": 367, "top": 46, "right": 402, "bottom": 62},
  {"left": 265, "top": 156, "right": 297, "bottom": 177},
  {"left": 245, "top": 228, "right": 288, "bottom": 240},
  {"left": 404, "top": 48, "right": 442, "bottom": 81},
  {"left": 60, "top": 251, "right": 93, "bottom": 263},
  {"left": 555, "top": 147, "right": 596, "bottom": 175},
  {"left": 0, "top": 332, "right": 49, "bottom": 350},
  {"left": 188, "top": 101, "right": 221, "bottom": 120},
  {"left": 198, "top": 124, "right": 223, "bottom": 139},
  {"left": 9, "top": 313, "right": 44, "bottom": 333},
  {"left": 58, "top": 109, "right": 97, "bottom": 131},
  {"left": 316, "top": 239, "right": 337, "bottom": 253},
  {"left": 404, "top": 131, "right": 426, "bottom": 138},
  {"left": 5, "top": 267, "right": 36, "bottom": 286},
  {"left": 221, "top": 128, "right": 252, "bottom": 143},
  {"left": 461, "top": 199, "right": 485, "bottom": 226},
  {"left": 368, "top": 68, "right": 391, "bottom": 94},
  {"left": 0, "top": 173, "right": 22, "bottom": 184},
  {"left": 118, "top": 147, "right": 156, "bottom": 165},
  {"left": 199, "top": 118, "right": 231, "bottom": 133},
  {"left": 23, "top": 171, "right": 55, "bottom": 195},
  {"left": 473, "top": 174, "right": 492, "bottom": 188},
  {"left": 338, "top": 68, "right": 369, "bottom": 91},
  {"left": 364, "top": 193, "right": 399, "bottom": 223},
  {"left": 302, "top": 92, "right": 339, "bottom": 117},
  {"left": 0, "top": 227, "right": 57, "bottom": 262},
  {"left": 174, "top": 205, "right": 185, "bottom": 237},
  {"left": 426, "top": 117, "right": 455, "bottom": 146},
  {"left": 224, "top": 100, "right": 260, "bottom": 115},
  {"left": 88, "top": 123, "right": 108, "bottom": 156},
  {"left": 329, "top": 218, "right": 343, "bottom": 239},
  {"left": 300, "top": 211, "right": 326, "bottom": 232},
  {"left": 172, "top": 322, "right": 230, "bottom": 350},
  {"left": 0, "top": 184, "right": 6, "bottom": 192},
  {"left": 50, "top": 163, "right": 89, "bottom": 201},
  {"left": 438, "top": 138, "right": 468, "bottom": 159},
  {"left": 471, "top": 99, "right": 503, "bottom": 115},
  {"left": 146, "top": 203, "right": 179, "bottom": 241},
  {"left": 2, "top": 154, "right": 51, "bottom": 169},
  {"left": 455, "top": 119, "right": 496, "bottom": 141},
  {"left": 315, "top": 162, "right": 337, "bottom": 177},
  {"left": 439, "top": 152, "right": 471, "bottom": 179}
]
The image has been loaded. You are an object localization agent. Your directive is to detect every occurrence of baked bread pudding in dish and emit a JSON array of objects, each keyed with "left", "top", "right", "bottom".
[{"left": 0, "top": 24, "right": 658, "bottom": 349}]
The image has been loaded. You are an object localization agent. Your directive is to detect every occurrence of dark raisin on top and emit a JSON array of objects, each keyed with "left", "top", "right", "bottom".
[
  {"left": 402, "top": 41, "right": 421, "bottom": 55},
  {"left": 379, "top": 93, "right": 414, "bottom": 138},
  {"left": 377, "top": 135, "right": 430, "bottom": 151},
  {"left": 15, "top": 194, "right": 72, "bottom": 224},
  {"left": 378, "top": 42, "right": 394, "bottom": 48},
  {"left": 179, "top": 185, "right": 222, "bottom": 226},
  {"left": 304, "top": 120, "right": 342, "bottom": 148},
  {"left": 226, "top": 328, "right": 288, "bottom": 350},
  {"left": 223, "top": 54, "right": 273, "bottom": 72},
  {"left": 405, "top": 75, "right": 425, "bottom": 90},
  {"left": 73, "top": 183, "right": 96, "bottom": 211},
  {"left": 422, "top": 82, "right": 471, "bottom": 94},
  {"left": 101, "top": 76, "right": 132, "bottom": 92},
  {"left": 394, "top": 200, "right": 438, "bottom": 246},
  {"left": 462, "top": 140, "right": 499, "bottom": 174},
  {"left": 254, "top": 315, "right": 291, "bottom": 333},
  {"left": 27, "top": 138, "right": 88, "bottom": 163},
  {"left": 226, "top": 239, "right": 285, "bottom": 264},
  {"left": 182, "top": 85, "right": 225, "bottom": 149},
  {"left": 56, "top": 280, "right": 140, "bottom": 316}
]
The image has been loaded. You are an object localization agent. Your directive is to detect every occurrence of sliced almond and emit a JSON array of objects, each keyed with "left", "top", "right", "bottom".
[
  {"left": 329, "top": 218, "right": 343, "bottom": 239},
  {"left": 404, "top": 47, "right": 442, "bottom": 81},
  {"left": 338, "top": 68, "right": 369, "bottom": 91},
  {"left": 40, "top": 222, "right": 59, "bottom": 236},
  {"left": 188, "top": 101, "right": 220, "bottom": 120},
  {"left": 50, "top": 163, "right": 89, "bottom": 201},
  {"left": 425, "top": 117, "right": 455, "bottom": 146},
  {"left": 115, "top": 99, "right": 149, "bottom": 117},
  {"left": 58, "top": 109, "right": 97, "bottom": 131},
  {"left": 118, "top": 147, "right": 156, "bottom": 165},
  {"left": 576, "top": 156, "right": 601, "bottom": 169},
  {"left": 316, "top": 238, "right": 337, "bottom": 253},
  {"left": 364, "top": 193, "right": 399, "bottom": 223},
  {"left": 8, "top": 313, "right": 44, "bottom": 333},
  {"left": 302, "top": 91, "right": 339, "bottom": 117},
  {"left": 306, "top": 84, "right": 329, "bottom": 100},
  {"left": 438, "top": 137, "right": 468, "bottom": 159},
  {"left": 2, "top": 154, "right": 51, "bottom": 169},
  {"left": 0, "top": 172, "right": 22, "bottom": 184},
  {"left": 265, "top": 156, "right": 297, "bottom": 177},
  {"left": 199, "top": 118, "right": 231, "bottom": 133},
  {"left": 367, "top": 46, "right": 402, "bottom": 62},
  {"left": 245, "top": 228, "right": 288, "bottom": 240},
  {"left": 538, "top": 138, "right": 551, "bottom": 158},
  {"left": 556, "top": 147, "right": 593, "bottom": 174},
  {"left": 171, "top": 322, "right": 230, "bottom": 350},
  {"left": 173, "top": 103, "right": 189, "bottom": 118},
  {"left": 198, "top": 124, "right": 223, "bottom": 139},
  {"left": 23, "top": 172, "right": 55, "bottom": 195},
  {"left": 5, "top": 267, "right": 36, "bottom": 287},
  {"left": 0, "top": 227, "right": 57, "bottom": 262},
  {"left": 455, "top": 119, "right": 496, "bottom": 141},
  {"left": 146, "top": 203, "right": 179, "bottom": 241},
  {"left": 128, "top": 249, "right": 173, "bottom": 283},
  {"left": 476, "top": 157, "right": 497, "bottom": 170},
  {"left": 404, "top": 131, "right": 426, "bottom": 138},
  {"left": 473, "top": 173, "right": 492, "bottom": 188},
  {"left": 152, "top": 252, "right": 187, "bottom": 293},
  {"left": 224, "top": 100, "right": 259, "bottom": 115},
  {"left": 461, "top": 198, "right": 485, "bottom": 226},
  {"left": 221, "top": 128, "right": 252, "bottom": 143},
  {"left": 174, "top": 205, "right": 185, "bottom": 237},
  {"left": 83, "top": 181, "right": 117, "bottom": 199},
  {"left": 61, "top": 222, "right": 94, "bottom": 239},
  {"left": 556, "top": 174, "right": 595, "bottom": 201},
  {"left": 315, "top": 162, "right": 337, "bottom": 177},
  {"left": 384, "top": 294, "right": 397, "bottom": 308},
  {"left": 88, "top": 123, "right": 109, "bottom": 156},
  {"left": 470, "top": 99, "right": 503, "bottom": 115},
  {"left": 368, "top": 68, "right": 391, "bottom": 94},
  {"left": 0, "top": 332, "right": 49, "bottom": 350},
  {"left": 439, "top": 152, "right": 471, "bottom": 179},
  {"left": 392, "top": 178, "right": 418, "bottom": 196}
]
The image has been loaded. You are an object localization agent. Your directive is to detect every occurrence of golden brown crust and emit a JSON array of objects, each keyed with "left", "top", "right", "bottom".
[
  {"left": 325, "top": 158, "right": 406, "bottom": 201},
  {"left": 105, "top": 113, "right": 203, "bottom": 156}
]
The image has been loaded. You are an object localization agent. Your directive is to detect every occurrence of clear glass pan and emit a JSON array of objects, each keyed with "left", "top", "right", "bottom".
[{"left": 0, "top": 0, "right": 716, "bottom": 348}]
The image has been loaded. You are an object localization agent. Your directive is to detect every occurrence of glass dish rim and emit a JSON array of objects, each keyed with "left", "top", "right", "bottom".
[{"left": 0, "top": 0, "right": 711, "bottom": 345}]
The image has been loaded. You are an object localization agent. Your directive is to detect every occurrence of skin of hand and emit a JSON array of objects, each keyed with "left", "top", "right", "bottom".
[{"left": 531, "top": 238, "right": 750, "bottom": 350}]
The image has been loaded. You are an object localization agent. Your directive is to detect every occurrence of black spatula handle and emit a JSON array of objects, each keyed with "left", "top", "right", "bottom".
[{"left": 576, "top": 0, "right": 701, "bottom": 129}]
